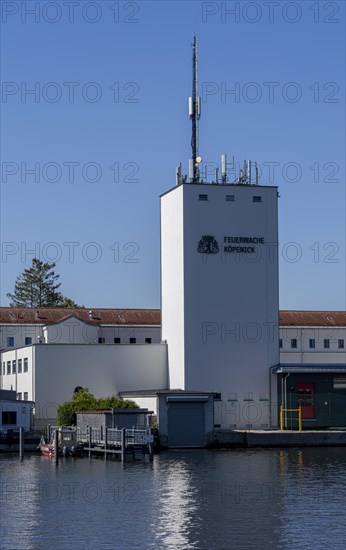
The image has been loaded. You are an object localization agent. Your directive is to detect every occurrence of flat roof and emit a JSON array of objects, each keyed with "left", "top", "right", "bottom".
[
  {"left": 160, "top": 181, "right": 278, "bottom": 199},
  {"left": 273, "top": 364, "right": 346, "bottom": 374}
]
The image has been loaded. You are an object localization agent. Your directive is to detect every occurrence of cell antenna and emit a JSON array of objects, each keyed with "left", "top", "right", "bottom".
[{"left": 189, "top": 34, "right": 201, "bottom": 183}]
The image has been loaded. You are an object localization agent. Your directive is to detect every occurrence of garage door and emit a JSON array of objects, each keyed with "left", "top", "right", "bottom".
[{"left": 167, "top": 402, "right": 205, "bottom": 448}]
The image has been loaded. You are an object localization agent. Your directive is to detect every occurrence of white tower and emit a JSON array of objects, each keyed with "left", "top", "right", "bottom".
[{"left": 160, "top": 38, "right": 280, "bottom": 429}]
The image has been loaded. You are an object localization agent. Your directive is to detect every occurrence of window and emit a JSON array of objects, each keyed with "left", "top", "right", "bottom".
[
  {"left": 244, "top": 392, "right": 254, "bottom": 401},
  {"left": 114, "top": 337, "right": 121, "bottom": 344},
  {"left": 291, "top": 339, "right": 297, "bottom": 349},
  {"left": 2, "top": 362, "right": 5, "bottom": 375},
  {"left": 12, "top": 360, "right": 16, "bottom": 374},
  {"left": 279, "top": 339, "right": 282, "bottom": 348},
  {"left": 227, "top": 393, "right": 238, "bottom": 401},
  {"left": 198, "top": 194, "right": 208, "bottom": 201},
  {"left": 7, "top": 337, "right": 14, "bottom": 347},
  {"left": 25, "top": 337, "right": 32, "bottom": 345},
  {"left": 24, "top": 358, "right": 28, "bottom": 373},
  {"left": 309, "top": 339, "right": 315, "bottom": 349},
  {"left": 2, "top": 411, "right": 17, "bottom": 425},
  {"left": 129, "top": 338, "right": 136, "bottom": 344},
  {"left": 226, "top": 195, "right": 235, "bottom": 201},
  {"left": 98, "top": 337, "right": 105, "bottom": 344},
  {"left": 338, "top": 339, "right": 344, "bottom": 349},
  {"left": 324, "top": 339, "right": 330, "bottom": 349},
  {"left": 17, "top": 393, "right": 22, "bottom": 400},
  {"left": 253, "top": 196, "right": 262, "bottom": 203},
  {"left": 7, "top": 361, "right": 11, "bottom": 374},
  {"left": 23, "top": 392, "right": 28, "bottom": 401},
  {"left": 145, "top": 338, "right": 152, "bottom": 344},
  {"left": 18, "top": 359, "right": 22, "bottom": 373},
  {"left": 334, "top": 376, "right": 346, "bottom": 389}
]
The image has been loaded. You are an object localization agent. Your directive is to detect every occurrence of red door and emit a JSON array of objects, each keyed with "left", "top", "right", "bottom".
[{"left": 296, "top": 383, "right": 315, "bottom": 419}]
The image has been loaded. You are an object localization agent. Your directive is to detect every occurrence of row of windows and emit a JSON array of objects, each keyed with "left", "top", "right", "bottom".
[
  {"left": 199, "top": 194, "right": 262, "bottom": 203},
  {"left": 5, "top": 336, "right": 153, "bottom": 346},
  {"left": 6, "top": 337, "right": 32, "bottom": 347},
  {"left": 2, "top": 359, "right": 29, "bottom": 375},
  {"left": 98, "top": 337, "right": 152, "bottom": 344},
  {"left": 280, "top": 338, "right": 344, "bottom": 349},
  {"left": 16, "top": 393, "right": 29, "bottom": 401}
]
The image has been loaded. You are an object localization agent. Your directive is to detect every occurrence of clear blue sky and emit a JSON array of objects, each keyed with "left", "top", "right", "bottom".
[{"left": 1, "top": 0, "right": 345, "bottom": 310}]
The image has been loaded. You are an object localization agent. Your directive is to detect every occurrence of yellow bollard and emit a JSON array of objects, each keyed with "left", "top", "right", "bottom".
[
  {"left": 280, "top": 405, "right": 283, "bottom": 431},
  {"left": 298, "top": 405, "right": 302, "bottom": 432}
]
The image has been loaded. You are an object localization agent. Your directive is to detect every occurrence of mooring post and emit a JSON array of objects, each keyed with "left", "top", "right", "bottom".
[
  {"left": 54, "top": 429, "right": 59, "bottom": 466},
  {"left": 148, "top": 427, "right": 154, "bottom": 458},
  {"left": 104, "top": 427, "right": 108, "bottom": 458},
  {"left": 19, "top": 427, "right": 24, "bottom": 460},
  {"left": 88, "top": 426, "right": 92, "bottom": 458},
  {"left": 121, "top": 428, "right": 126, "bottom": 462}
]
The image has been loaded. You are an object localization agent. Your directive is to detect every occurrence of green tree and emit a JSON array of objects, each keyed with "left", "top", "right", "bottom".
[
  {"left": 57, "top": 388, "right": 139, "bottom": 425},
  {"left": 7, "top": 258, "right": 81, "bottom": 308},
  {"left": 59, "top": 297, "right": 84, "bottom": 308}
]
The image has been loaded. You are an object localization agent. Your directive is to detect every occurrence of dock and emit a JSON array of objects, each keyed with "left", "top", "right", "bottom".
[
  {"left": 77, "top": 426, "right": 154, "bottom": 461},
  {"left": 210, "top": 429, "right": 346, "bottom": 448}
]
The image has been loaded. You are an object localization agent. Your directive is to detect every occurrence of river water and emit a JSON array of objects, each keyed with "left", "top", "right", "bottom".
[{"left": 1, "top": 447, "right": 345, "bottom": 549}]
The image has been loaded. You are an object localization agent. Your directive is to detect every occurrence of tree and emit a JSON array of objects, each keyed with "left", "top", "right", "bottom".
[
  {"left": 7, "top": 258, "right": 82, "bottom": 308},
  {"left": 59, "top": 297, "right": 83, "bottom": 308},
  {"left": 57, "top": 388, "right": 139, "bottom": 425}
]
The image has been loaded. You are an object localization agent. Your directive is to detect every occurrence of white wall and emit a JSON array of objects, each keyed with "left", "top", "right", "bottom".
[
  {"left": 0, "top": 324, "right": 42, "bottom": 350},
  {"left": 280, "top": 326, "right": 346, "bottom": 364},
  {"left": 43, "top": 317, "right": 98, "bottom": 344},
  {"left": 99, "top": 325, "right": 161, "bottom": 344},
  {"left": 161, "top": 183, "right": 280, "bottom": 428},
  {"left": 0, "top": 399, "right": 33, "bottom": 431},
  {"left": 31, "top": 343, "right": 167, "bottom": 423},
  {"left": 0, "top": 347, "right": 34, "bottom": 399},
  {"left": 161, "top": 185, "right": 186, "bottom": 388}
]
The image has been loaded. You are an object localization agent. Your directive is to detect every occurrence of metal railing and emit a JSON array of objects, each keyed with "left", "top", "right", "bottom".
[{"left": 76, "top": 427, "right": 147, "bottom": 445}]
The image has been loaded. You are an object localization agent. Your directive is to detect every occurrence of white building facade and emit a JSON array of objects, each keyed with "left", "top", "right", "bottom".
[
  {"left": 161, "top": 183, "right": 280, "bottom": 429},
  {"left": 0, "top": 309, "right": 344, "bottom": 428}
]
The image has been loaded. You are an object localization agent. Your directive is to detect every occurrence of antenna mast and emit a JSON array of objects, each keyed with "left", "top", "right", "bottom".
[{"left": 189, "top": 34, "right": 201, "bottom": 183}]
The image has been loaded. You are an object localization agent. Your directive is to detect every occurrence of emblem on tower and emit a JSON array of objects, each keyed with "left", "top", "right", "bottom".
[{"left": 197, "top": 236, "right": 219, "bottom": 254}]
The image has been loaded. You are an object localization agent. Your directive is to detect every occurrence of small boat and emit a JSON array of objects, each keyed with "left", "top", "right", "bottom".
[{"left": 39, "top": 427, "right": 84, "bottom": 457}]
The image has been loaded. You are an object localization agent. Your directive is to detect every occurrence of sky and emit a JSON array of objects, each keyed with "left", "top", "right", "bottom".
[{"left": 0, "top": 0, "right": 345, "bottom": 310}]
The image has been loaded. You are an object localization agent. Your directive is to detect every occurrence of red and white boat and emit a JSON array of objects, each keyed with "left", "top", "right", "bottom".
[{"left": 39, "top": 427, "right": 83, "bottom": 457}]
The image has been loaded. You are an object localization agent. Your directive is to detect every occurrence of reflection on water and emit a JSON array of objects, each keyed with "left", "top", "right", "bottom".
[{"left": 0, "top": 448, "right": 345, "bottom": 549}]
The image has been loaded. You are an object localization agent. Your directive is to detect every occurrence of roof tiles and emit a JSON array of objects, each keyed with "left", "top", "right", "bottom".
[{"left": 0, "top": 308, "right": 344, "bottom": 327}]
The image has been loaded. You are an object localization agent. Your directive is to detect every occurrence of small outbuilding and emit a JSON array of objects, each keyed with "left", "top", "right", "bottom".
[
  {"left": 0, "top": 389, "right": 34, "bottom": 433},
  {"left": 76, "top": 408, "right": 153, "bottom": 435},
  {"left": 120, "top": 390, "right": 217, "bottom": 448}
]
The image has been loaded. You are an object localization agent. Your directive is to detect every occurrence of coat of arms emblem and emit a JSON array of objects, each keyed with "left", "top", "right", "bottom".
[{"left": 197, "top": 236, "right": 219, "bottom": 254}]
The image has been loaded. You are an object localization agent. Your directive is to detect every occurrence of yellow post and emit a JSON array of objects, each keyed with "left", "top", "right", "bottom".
[
  {"left": 298, "top": 405, "right": 302, "bottom": 432},
  {"left": 280, "top": 405, "right": 283, "bottom": 431}
]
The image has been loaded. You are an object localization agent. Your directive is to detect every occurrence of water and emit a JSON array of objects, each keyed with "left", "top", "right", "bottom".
[{"left": 1, "top": 448, "right": 345, "bottom": 549}]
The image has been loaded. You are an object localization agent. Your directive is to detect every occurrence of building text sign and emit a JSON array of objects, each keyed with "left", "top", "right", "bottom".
[{"left": 223, "top": 236, "right": 264, "bottom": 254}]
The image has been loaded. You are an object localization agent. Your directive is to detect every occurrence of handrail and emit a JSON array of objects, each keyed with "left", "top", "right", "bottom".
[{"left": 280, "top": 405, "right": 302, "bottom": 432}]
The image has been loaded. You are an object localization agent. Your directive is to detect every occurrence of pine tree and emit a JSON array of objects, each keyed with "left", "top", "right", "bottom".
[{"left": 7, "top": 258, "right": 80, "bottom": 308}]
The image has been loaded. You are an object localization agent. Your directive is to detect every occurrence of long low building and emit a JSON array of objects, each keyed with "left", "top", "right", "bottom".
[{"left": 0, "top": 308, "right": 345, "bottom": 429}]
